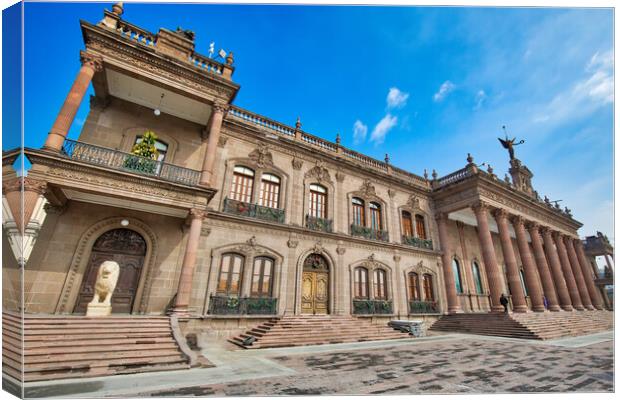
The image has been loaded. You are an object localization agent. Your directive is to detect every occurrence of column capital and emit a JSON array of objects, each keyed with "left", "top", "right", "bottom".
[
  {"left": 212, "top": 101, "right": 229, "bottom": 114},
  {"left": 509, "top": 214, "right": 526, "bottom": 227},
  {"left": 470, "top": 200, "right": 489, "bottom": 214},
  {"left": 491, "top": 207, "right": 509, "bottom": 220},
  {"left": 79, "top": 51, "right": 103, "bottom": 72},
  {"left": 525, "top": 221, "right": 540, "bottom": 231},
  {"left": 188, "top": 208, "right": 208, "bottom": 220},
  {"left": 551, "top": 230, "right": 562, "bottom": 240},
  {"left": 434, "top": 212, "right": 449, "bottom": 222}
]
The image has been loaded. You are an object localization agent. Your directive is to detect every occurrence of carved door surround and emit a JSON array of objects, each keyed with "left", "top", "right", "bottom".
[
  {"left": 73, "top": 229, "right": 147, "bottom": 314},
  {"left": 301, "top": 253, "right": 330, "bottom": 314}
]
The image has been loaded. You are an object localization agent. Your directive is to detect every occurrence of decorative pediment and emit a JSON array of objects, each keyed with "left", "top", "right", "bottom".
[
  {"left": 305, "top": 161, "right": 333, "bottom": 184},
  {"left": 248, "top": 144, "right": 273, "bottom": 168},
  {"left": 359, "top": 179, "right": 376, "bottom": 197},
  {"left": 407, "top": 194, "right": 421, "bottom": 210}
]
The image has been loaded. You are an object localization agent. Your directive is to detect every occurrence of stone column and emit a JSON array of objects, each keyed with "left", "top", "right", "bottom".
[
  {"left": 173, "top": 209, "right": 206, "bottom": 316},
  {"left": 553, "top": 232, "right": 584, "bottom": 310},
  {"left": 199, "top": 102, "right": 227, "bottom": 187},
  {"left": 564, "top": 237, "right": 594, "bottom": 310},
  {"left": 527, "top": 224, "right": 561, "bottom": 311},
  {"left": 541, "top": 228, "right": 573, "bottom": 311},
  {"left": 512, "top": 216, "right": 545, "bottom": 312},
  {"left": 493, "top": 209, "right": 527, "bottom": 312},
  {"left": 471, "top": 202, "right": 504, "bottom": 313},
  {"left": 43, "top": 52, "right": 103, "bottom": 152},
  {"left": 435, "top": 212, "right": 461, "bottom": 314},
  {"left": 574, "top": 239, "right": 604, "bottom": 310},
  {"left": 336, "top": 244, "right": 348, "bottom": 315}
]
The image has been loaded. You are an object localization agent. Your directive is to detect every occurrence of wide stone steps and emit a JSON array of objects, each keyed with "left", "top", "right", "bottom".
[
  {"left": 229, "top": 315, "right": 411, "bottom": 349},
  {"left": 2, "top": 312, "right": 191, "bottom": 382},
  {"left": 430, "top": 310, "right": 613, "bottom": 340}
]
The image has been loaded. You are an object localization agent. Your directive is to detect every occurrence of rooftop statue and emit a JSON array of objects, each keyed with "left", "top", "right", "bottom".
[{"left": 498, "top": 126, "right": 525, "bottom": 160}]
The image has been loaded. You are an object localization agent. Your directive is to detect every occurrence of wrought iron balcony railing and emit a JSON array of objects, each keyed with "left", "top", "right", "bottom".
[
  {"left": 61, "top": 139, "right": 201, "bottom": 186},
  {"left": 222, "top": 197, "right": 285, "bottom": 224},
  {"left": 350, "top": 224, "right": 389, "bottom": 242},
  {"left": 402, "top": 235, "right": 433, "bottom": 250},
  {"left": 306, "top": 215, "right": 333, "bottom": 233},
  {"left": 352, "top": 299, "right": 393, "bottom": 315},
  {"left": 409, "top": 300, "right": 439, "bottom": 314},
  {"left": 207, "top": 295, "right": 278, "bottom": 315}
]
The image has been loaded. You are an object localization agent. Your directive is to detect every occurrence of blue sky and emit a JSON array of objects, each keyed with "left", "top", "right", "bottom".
[{"left": 4, "top": 1, "right": 614, "bottom": 241}]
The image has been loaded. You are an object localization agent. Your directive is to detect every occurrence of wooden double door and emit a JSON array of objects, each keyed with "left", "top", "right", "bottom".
[
  {"left": 73, "top": 229, "right": 146, "bottom": 314},
  {"left": 301, "top": 253, "right": 330, "bottom": 315}
]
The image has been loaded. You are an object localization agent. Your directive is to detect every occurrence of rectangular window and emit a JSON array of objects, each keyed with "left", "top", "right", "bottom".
[
  {"left": 408, "top": 273, "right": 420, "bottom": 301},
  {"left": 373, "top": 269, "right": 387, "bottom": 300},
  {"left": 423, "top": 274, "right": 434, "bottom": 301},
  {"left": 354, "top": 268, "right": 368, "bottom": 299},
  {"left": 370, "top": 204, "right": 381, "bottom": 230},
  {"left": 309, "top": 185, "right": 327, "bottom": 218},
  {"left": 259, "top": 179, "right": 280, "bottom": 209},
  {"left": 415, "top": 215, "right": 426, "bottom": 239},
  {"left": 230, "top": 172, "right": 254, "bottom": 203},
  {"left": 217, "top": 254, "right": 244, "bottom": 296},
  {"left": 352, "top": 200, "right": 365, "bottom": 226},
  {"left": 251, "top": 257, "right": 273, "bottom": 297},
  {"left": 402, "top": 211, "right": 414, "bottom": 237}
]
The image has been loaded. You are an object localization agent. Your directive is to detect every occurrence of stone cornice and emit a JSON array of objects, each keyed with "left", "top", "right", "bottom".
[
  {"left": 432, "top": 171, "right": 582, "bottom": 234},
  {"left": 80, "top": 20, "right": 239, "bottom": 103}
]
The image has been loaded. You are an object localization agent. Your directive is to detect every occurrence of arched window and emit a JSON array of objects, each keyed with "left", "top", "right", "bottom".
[
  {"left": 352, "top": 197, "right": 365, "bottom": 226},
  {"left": 402, "top": 211, "right": 414, "bottom": 237},
  {"left": 258, "top": 173, "right": 280, "bottom": 209},
  {"left": 134, "top": 136, "right": 168, "bottom": 162},
  {"left": 415, "top": 214, "right": 427, "bottom": 239},
  {"left": 353, "top": 267, "right": 369, "bottom": 299},
  {"left": 217, "top": 253, "right": 244, "bottom": 296},
  {"left": 452, "top": 258, "right": 463, "bottom": 294},
  {"left": 309, "top": 184, "right": 327, "bottom": 219},
  {"left": 408, "top": 272, "right": 420, "bottom": 300},
  {"left": 251, "top": 257, "right": 274, "bottom": 297},
  {"left": 422, "top": 274, "right": 434, "bottom": 301},
  {"left": 230, "top": 166, "right": 255, "bottom": 203},
  {"left": 373, "top": 269, "right": 388, "bottom": 300},
  {"left": 472, "top": 261, "right": 484, "bottom": 294},
  {"left": 369, "top": 202, "right": 382, "bottom": 230}
]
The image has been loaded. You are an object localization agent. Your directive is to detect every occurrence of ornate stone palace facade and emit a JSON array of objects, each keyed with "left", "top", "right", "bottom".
[{"left": 2, "top": 3, "right": 611, "bottom": 331}]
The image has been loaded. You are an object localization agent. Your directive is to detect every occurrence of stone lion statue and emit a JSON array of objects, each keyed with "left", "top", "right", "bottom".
[{"left": 89, "top": 260, "right": 120, "bottom": 307}]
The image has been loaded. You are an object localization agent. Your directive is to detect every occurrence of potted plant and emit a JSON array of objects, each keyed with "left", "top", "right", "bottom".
[{"left": 124, "top": 130, "right": 160, "bottom": 174}]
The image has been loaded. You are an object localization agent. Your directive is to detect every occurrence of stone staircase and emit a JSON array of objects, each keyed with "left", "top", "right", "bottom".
[
  {"left": 2, "top": 312, "right": 191, "bottom": 382},
  {"left": 430, "top": 310, "right": 613, "bottom": 340},
  {"left": 228, "top": 315, "right": 411, "bottom": 349}
]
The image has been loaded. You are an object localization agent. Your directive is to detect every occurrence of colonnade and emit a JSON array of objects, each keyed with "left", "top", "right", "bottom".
[{"left": 437, "top": 202, "right": 604, "bottom": 314}]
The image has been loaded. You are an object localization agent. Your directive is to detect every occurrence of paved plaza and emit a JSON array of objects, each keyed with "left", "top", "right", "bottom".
[{"left": 21, "top": 331, "right": 613, "bottom": 398}]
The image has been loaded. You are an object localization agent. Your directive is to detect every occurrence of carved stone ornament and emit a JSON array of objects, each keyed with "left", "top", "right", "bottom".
[
  {"left": 189, "top": 208, "right": 208, "bottom": 220},
  {"left": 359, "top": 180, "right": 376, "bottom": 197},
  {"left": 367, "top": 253, "right": 376, "bottom": 262},
  {"left": 312, "top": 241, "right": 324, "bottom": 254},
  {"left": 248, "top": 144, "right": 274, "bottom": 169},
  {"left": 200, "top": 227, "right": 211, "bottom": 237},
  {"left": 336, "top": 246, "right": 346, "bottom": 255},
  {"left": 217, "top": 135, "right": 228, "bottom": 148},
  {"left": 305, "top": 160, "right": 333, "bottom": 184},
  {"left": 287, "top": 239, "right": 299, "bottom": 248},
  {"left": 393, "top": 254, "right": 401, "bottom": 262},
  {"left": 407, "top": 194, "right": 421, "bottom": 210},
  {"left": 335, "top": 171, "right": 345, "bottom": 183},
  {"left": 246, "top": 235, "right": 257, "bottom": 247},
  {"left": 80, "top": 51, "right": 104, "bottom": 72},
  {"left": 388, "top": 189, "right": 396, "bottom": 199},
  {"left": 292, "top": 157, "right": 303, "bottom": 170}
]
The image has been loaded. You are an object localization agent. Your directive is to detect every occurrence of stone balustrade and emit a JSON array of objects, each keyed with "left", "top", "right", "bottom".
[{"left": 116, "top": 19, "right": 157, "bottom": 47}]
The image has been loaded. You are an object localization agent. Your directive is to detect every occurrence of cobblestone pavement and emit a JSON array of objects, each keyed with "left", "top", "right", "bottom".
[{"left": 142, "top": 336, "right": 614, "bottom": 396}]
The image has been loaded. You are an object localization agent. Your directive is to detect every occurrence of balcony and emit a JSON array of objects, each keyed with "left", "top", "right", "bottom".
[
  {"left": 402, "top": 235, "right": 433, "bottom": 250},
  {"left": 222, "top": 197, "right": 285, "bottom": 224},
  {"left": 61, "top": 139, "right": 200, "bottom": 186},
  {"left": 350, "top": 224, "right": 389, "bottom": 242},
  {"left": 409, "top": 300, "right": 439, "bottom": 314},
  {"left": 306, "top": 215, "right": 333, "bottom": 233},
  {"left": 352, "top": 299, "right": 393, "bottom": 315},
  {"left": 207, "top": 295, "right": 278, "bottom": 315}
]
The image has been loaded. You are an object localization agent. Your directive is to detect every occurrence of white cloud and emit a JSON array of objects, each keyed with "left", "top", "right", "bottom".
[
  {"left": 352, "top": 120, "right": 368, "bottom": 144},
  {"left": 386, "top": 87, "right": 409, "bottom": 109},
  {"left": 370, "top": 114, "right": 397, "bottom": 144},
  {"left": 473, "top": 90, "right": 487, "bottom": 110},
  {"left": 433, "top": 80, "right": 455, "bottom": 102}
]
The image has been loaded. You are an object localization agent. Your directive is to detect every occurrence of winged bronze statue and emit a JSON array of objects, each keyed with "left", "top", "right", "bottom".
[{"left": 498, "top": 126, "right": 525, "bottom": 160}]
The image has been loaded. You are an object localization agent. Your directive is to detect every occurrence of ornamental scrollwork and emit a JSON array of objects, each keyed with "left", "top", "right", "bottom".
[
  {"left": 248, "top": 144, "right": 274, "bottom": 169},
  {"left": 359, "top": 180, "right": 376, "bottom": 197},
  {"left": 305, "top": 160, "right": 333, "bottom": 184}
]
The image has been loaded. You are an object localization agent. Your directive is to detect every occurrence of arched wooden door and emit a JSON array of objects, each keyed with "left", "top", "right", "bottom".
[
  {"left": 73, "top": 229, "right": 147, "bottom": 314},
  {"left": 301, "top": 253, "right": 329, "bottom": 315}
]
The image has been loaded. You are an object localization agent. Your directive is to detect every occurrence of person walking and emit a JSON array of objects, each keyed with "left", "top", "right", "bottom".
[{"left": 499, "top": 293, "right": 509, "bottom": 313}]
